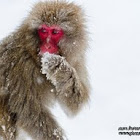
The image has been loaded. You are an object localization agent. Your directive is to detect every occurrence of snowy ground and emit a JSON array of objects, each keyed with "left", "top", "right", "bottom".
[{"left": 0, "top": 0, "right": 140, "bottom": 140}]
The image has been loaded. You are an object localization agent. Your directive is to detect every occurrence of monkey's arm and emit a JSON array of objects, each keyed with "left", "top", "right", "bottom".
[{"left": 41, "top": 53, "right": 89, "bottom": 115}]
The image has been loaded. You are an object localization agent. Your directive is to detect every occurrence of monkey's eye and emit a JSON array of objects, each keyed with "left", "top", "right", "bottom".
[
  {"left": 41, "top": 28, "right": 47, "bottom": 33},
  {"left": 52, "top": 29, "right": 59, "bottom": 34}
]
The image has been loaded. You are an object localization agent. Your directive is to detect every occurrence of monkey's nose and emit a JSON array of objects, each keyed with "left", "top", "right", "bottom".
[
  {"left": 46, "top": 35, "right": 51, "bottom": 43},
  {"left": 46, "top": 38, "right": 50, "bottom": 43}
]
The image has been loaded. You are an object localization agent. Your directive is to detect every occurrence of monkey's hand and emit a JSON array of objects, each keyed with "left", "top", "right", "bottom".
[{"left": 41, "top": 53, "right": 88, "bottom": 114}]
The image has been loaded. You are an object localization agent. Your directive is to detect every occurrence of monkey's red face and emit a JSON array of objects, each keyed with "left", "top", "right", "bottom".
[{"left": 38, "top": 24, "right": 64, "bottom": 55}]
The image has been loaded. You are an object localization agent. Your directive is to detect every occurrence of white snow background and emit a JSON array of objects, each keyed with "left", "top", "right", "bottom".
[{"left": 0, "top": 0, "right": 140, "bottom": 140}]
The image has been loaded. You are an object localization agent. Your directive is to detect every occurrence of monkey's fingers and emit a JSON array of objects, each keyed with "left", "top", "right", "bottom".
[{"left": 41, "top": 52, "right": 65, "bottom": 76}]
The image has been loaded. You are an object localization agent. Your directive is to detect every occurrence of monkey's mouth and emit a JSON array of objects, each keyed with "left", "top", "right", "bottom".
[{"left": 39, "top": 43, "right": 59, "bottom": 55}]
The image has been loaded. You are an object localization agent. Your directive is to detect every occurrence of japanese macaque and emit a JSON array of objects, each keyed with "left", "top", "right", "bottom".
[{"left": 0, "top": 1, "right": 89, "bottom": 140}]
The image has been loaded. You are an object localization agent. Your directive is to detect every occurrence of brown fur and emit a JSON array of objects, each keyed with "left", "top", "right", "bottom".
[{"left": 0, "top": 1, "right": 89, "bottom": 140}]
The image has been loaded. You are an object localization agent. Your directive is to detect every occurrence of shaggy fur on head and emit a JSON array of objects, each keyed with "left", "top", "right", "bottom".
[
  {"left": 0, "top": 1, "right": 89, "bottom": 140},
  {"left": 25, "top": 1, "right": 87, "bottom": 63}
]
